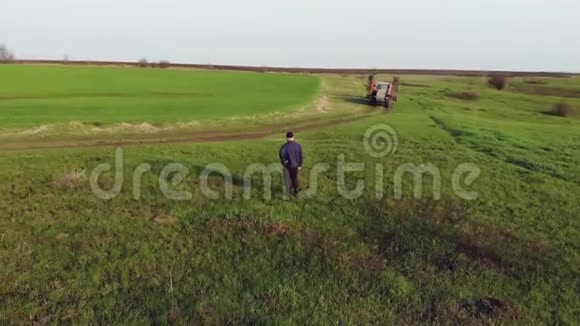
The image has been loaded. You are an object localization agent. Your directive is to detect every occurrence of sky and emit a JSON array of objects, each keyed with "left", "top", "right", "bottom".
[{"left": 2, "top": 0, "right": 579, "bottom": 72}]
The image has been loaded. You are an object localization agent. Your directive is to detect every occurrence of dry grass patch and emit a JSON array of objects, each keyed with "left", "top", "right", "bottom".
[
  {"left": 523, "top": 79, "right": 547, "bottom": 85},
  {"left": 153, "top": 215, "right": 177, "bottom": 225},
  {"left": 512, "top": 85, "right": 580, "bottom": 98},
  {"left": 531, "top": 87, "right": 580, "bottom": 98},
  {"left": 314, "top": 96, "right": 330, "bottom": 112},
  {"left": 339, "top": 253, "right": 383, "bottom": 271},
  {"left": 461, "top": 297, "right": 519, "bottom": 321},
  {"left": 444, "top": 91, "right": 478, "bottom": 101},
  {"left": 400, "top": 82, "right": 430, "bottom": 88},
  {"left": 51, "top": 169, "right": 86, "bottom": 191},
  {"left": 267, "top": 223, "right": 293, "bottom": 237}
]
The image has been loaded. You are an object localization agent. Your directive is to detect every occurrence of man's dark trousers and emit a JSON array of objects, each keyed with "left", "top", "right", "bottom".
[
  {"left": 279, "top": 139, "right": 303, "bottom": 197},
  {"left": 283, "top": 166, "right": 300, "bottom": 197}
]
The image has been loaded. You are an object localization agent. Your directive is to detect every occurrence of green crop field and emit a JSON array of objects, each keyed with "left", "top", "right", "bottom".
[
  {"left": 0, "top": 67, "right": 579, "bottom": 324},
  {"left": 0, "top": 65, "right": 320, "bottom": 128}
]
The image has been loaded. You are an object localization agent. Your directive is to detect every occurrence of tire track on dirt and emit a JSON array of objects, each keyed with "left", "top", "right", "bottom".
[{"left": 0, "top": 112, "right": 377, "bottom": 152}]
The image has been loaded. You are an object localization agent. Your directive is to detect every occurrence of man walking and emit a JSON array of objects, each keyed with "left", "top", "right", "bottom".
[{"left": 279, "top": 131, "right": 303, "bottom": 197}]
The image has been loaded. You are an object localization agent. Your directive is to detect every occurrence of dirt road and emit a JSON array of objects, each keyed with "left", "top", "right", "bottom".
[{"left": 0, "top": 111, "right": 376, "bottom": 152}]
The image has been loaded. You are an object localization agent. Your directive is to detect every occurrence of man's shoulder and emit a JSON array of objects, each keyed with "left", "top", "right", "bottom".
[{"left": 289, "top": 142, "right": 301, "bottom": 149}]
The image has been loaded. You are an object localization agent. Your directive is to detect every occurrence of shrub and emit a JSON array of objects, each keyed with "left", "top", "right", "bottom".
[
  {"left": 138, "top": 58, "right": 148, "bottom": 68},
  {"left": 0, "top": 44, "right": 15, "bottom": 62},
  {"left": 159, "top": 60, "right": 171, "bottom": 69},
  {"left": 487, "top": 75, "right": 507, "bottom": 91},
  {"left": 549, "top": 102, "right": 571, "bottom": 117}
]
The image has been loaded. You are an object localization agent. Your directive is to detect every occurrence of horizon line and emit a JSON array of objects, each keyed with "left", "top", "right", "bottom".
[{"left": 6, "top": 59, "right": 579, "bottom": 77}]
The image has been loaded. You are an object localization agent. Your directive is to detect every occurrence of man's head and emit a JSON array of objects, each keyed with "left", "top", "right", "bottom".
[{"left": 286, "top": 131, "right": 295, "bottom": 141}]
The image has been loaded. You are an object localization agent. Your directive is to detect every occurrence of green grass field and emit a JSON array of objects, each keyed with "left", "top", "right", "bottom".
[
  {"left": 0, "top": 67, "right": 579, "bottom": 324},
  {"left": 0, "top": 65, "right": 320, "bottom": 128}
]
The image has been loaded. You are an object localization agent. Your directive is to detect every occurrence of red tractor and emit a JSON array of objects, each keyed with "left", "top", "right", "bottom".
[{"left": 366, "top": 75, "right": 400, "bottom": 108}]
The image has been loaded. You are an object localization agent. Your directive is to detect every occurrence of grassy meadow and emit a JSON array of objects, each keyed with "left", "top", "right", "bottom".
[
  {"left": 0, "top": 66, "right": 579, "bottom": 324},
  {"left": 0, "top": 65, "right": 320, "bottom": 128}
]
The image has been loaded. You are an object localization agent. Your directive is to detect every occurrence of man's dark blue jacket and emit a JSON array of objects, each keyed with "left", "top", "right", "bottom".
[{"left": 279, "top": 141, "right": 303, "bottom": 168}]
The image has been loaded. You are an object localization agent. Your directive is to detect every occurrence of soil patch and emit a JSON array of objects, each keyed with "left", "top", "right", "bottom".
[
  {"left": 444, "top": 91, "right": 478, "bottom": 101},
  {"left": 0, "top": 112, "right": 375, "bottom": 152}
]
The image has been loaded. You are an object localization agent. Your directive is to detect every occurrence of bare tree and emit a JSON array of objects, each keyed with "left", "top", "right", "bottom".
[
  {"left": 138, "top": 57, "right": 148, "bottom": 68},
  {"left": 487, "top": 74, "right": 507, "bottom": 91},
  {"left": 0, "top": 44, "right": 15, "bottom": 62}
]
